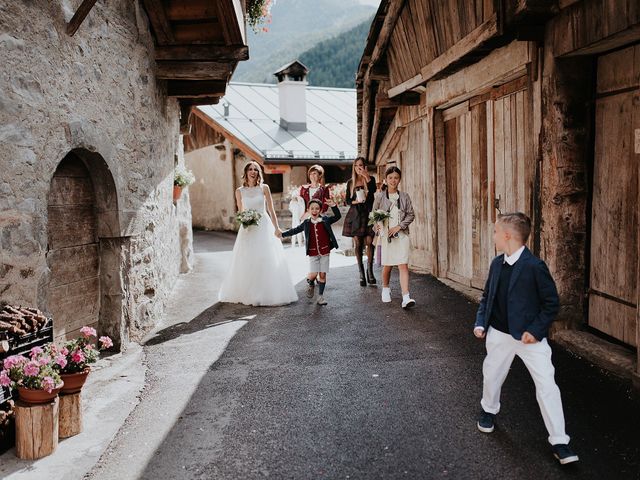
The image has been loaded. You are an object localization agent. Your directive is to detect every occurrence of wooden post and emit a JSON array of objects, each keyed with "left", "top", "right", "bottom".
[
  {"left": 59, "top": 392, "right": 83, "bottom": 438},
  {"left": 14, "top": 398, "right": 59, "bottom": 459}
]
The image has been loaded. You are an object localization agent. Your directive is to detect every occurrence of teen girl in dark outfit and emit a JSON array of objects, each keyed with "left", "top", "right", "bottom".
[{"left": 342, "top": 157, "right": 377, "bottom": 286}]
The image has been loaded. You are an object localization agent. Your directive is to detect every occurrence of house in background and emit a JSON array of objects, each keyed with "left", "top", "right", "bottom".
[
  {"left": 184, "top": 61, "right": 358, "bottom": 231},
  {"left": 357, "top": 0, "right": 640, "bottom": 381}
]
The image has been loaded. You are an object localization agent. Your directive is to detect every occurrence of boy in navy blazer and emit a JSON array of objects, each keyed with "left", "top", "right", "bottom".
[{"left": 473, "top": 212, "right": 579, "bottom": 465}]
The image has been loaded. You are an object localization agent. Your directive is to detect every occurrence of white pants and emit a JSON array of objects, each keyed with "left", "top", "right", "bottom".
[{"left": 481, "top": 327, "right": 570, "bottom": 445}]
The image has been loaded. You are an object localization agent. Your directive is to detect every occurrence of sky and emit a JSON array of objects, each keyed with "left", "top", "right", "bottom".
[{"left": 357, "top": 0, "right": 382, "bottom": 6}]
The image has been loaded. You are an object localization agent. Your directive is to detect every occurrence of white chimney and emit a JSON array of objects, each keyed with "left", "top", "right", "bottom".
[{"left": 274, "top": 60, "right": 309, "bottom": 132}]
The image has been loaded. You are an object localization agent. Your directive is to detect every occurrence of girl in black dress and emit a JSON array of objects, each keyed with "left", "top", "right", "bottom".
[{"left": 342, "top": 157, "right": 377, "bottom": 286}]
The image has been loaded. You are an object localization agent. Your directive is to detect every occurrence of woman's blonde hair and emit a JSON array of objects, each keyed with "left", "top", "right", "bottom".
[
  {"left": 350, "top": 156, "right": 369, "bottom": 197},
  {"left": 242, "top": 161, "right": 264, "bottom": 187},
  {"left": 307, "top": 164, "right": 324, "bottom": 183}
]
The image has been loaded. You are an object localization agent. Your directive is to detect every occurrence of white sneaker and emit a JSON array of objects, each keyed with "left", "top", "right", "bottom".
[
  {"left": 381, "top": 288, "right": 391, "bottom": 303},
  {"left": 317, "top": 295, "right": 327, "bottom": 305},
  {"left": 402, "top": 295, "right": 416, "bottom": 309}
]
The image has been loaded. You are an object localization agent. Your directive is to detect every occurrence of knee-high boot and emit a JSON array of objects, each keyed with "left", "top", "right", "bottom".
[{"left": 366, "top": 244, "right": 377, "bottom": 285}]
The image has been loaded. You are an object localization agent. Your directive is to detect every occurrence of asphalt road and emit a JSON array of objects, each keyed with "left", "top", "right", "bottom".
[{"left": 109, "top": 261, "right": 640, "bottom": 480}]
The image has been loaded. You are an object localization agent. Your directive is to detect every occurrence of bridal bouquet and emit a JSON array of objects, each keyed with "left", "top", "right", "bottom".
[
  {"left": 328, "top": 183, "right": 347, "bottom": 206},
  {"left": 236, "top": 209, "right": 262, "bottom": 228},
  {"left": 368, "top": 209, "right": 391, "bottom": 226}
]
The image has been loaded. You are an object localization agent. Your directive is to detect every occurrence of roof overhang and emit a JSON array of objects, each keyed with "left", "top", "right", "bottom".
[{"left": 140, "top": 0, "right": 249, "bottom": 132}]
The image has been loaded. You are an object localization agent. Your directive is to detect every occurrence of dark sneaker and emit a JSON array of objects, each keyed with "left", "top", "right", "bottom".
[
  {"left": 306, "top": 280, "right": 315, "bottom": 298},
  {"left": 552, "top": 444, "right": 579, "bottom": 465},
  {"left": 477, "top": 411, "right": 495, "bottom": 433}
]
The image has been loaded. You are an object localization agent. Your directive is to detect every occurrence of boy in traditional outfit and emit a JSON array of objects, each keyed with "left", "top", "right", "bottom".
[{"left": 278, "top": 199, "right": 341, "bottom": 305}]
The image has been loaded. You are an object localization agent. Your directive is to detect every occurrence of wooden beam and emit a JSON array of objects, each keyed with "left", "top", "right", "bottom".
[
  {"left": 376, "top": 91, "right": 420, "bottom": 108},
  {"left": 141, "top": 0, "right": 175, "bottom": 45},
  {"left": 371, "top": 0, "right": 406, "bottom": 66},
  {"left": 424, "top": 41, "right": 532, "bottom": 109},
  {"left": 387, "top": 73, "right": 424, "bottom": 99},
  {"left": 67, "top": 0, "right": 98, "bottom": 36},
  {"left": 167, "top": 80, "right": 227, "bottom": 97},
  {"left": 420, "top": 14, "right": 499, "bottom": 83},
  {"left": 155, "top": 45, "right": 249, "bottom": 61},
  {"left": 216, "top": 0, "right": 245, "bottom": 45},
  {"left": 156, "top": 61, "right": 233, "bottom": 80},
  {"left": 179, "top": 97, "right": 221, "bottom": 106}
]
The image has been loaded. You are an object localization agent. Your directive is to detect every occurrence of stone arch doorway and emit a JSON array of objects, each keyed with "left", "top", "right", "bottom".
[
  {"left": 46, "top": 148, "right": 127, "bottom": 347},
  {"left": 47, "top": 152, "right": 100, "bottom": 340}
]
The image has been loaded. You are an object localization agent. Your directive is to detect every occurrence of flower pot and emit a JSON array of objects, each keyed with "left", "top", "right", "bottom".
[
  {"left": 17, "top": 383, "right": 63, "bottom": 405},
  {"left": 60, "top": 368, "right": 90, "bottom": 395},
  {"left": 173, "top": 185, "right": 183, "bottom": 201}
]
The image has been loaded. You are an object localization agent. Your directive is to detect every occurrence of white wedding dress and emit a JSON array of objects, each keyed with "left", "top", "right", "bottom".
[{"left": 218, "top": 186, "right": 298, "bottom": 306}]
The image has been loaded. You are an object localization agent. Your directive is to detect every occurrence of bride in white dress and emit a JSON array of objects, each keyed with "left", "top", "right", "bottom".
[{"left": 218, "top": 161, "right": 298, "bottom": 306}]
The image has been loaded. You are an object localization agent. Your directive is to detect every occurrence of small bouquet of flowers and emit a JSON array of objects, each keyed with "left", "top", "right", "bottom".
[
  {"left": 328, "top": 183, "right": 347, "bottom": 206},
  {"left": 236, "top": 209, "right": 262, "bottom": 228},
  {"left": 0, "top": 346, "right": 63, "bottom": 393},
  {"left": 368, "top": 209, "right": 391, "bottom": 226}
]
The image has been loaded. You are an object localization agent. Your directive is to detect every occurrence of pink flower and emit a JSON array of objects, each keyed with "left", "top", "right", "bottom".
[
  {"left": 99, "top": 336, "right": 113, "bottom": 349},
  {"left": 23, "top": 361, "right": 40, "bottom": 377},
  {"left": 30, "top": 346, "right": 44, "bottom": 358},
  {"left": 71, "top": 350, "right": 85, "bottom": 364},
  {"left": 0, "top": 371, "right": 11, "bottom": 387},
  {"left": 42, "top": 376, "right": 55, "bottom": 393},
  {"left": 55, "top": 355, "right": 67, "bottom": 369},
  {"left": 38, "top": 356, "right": 50, "bottom": 366},
  {"left": 3, "top": 355, "right": 26, "bottom": 370},
  {"left": 80, "top": 326, "right": 97, "bottom": 338},
  {"left": 61, "top": 347, "right": 69, "bottom": 356},
  {"left": 86, "top": 344, "right": 94, "bottom": 350}
]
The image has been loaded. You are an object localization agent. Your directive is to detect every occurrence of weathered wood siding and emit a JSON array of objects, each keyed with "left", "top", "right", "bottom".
[
  {"left": 398, "top": 117, "right": 436, "bottom": 272},
  {"left": 588, "top": 45, "right": 639, "bottom": 347},
  {"left": 47, "top": 154, "right": 100, "bottom": 341}
]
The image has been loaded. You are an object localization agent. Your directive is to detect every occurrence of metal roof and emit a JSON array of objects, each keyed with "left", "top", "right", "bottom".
[{"left": 196, "top": 82, "right": 358, "bottom": 164}]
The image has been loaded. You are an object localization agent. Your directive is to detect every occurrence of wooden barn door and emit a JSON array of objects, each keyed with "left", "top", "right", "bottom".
[
  {"left": 588, "top": 46, "right": 639, "bottom": 347},
  {"left": 47, "top": 153, "right": 100, "bottom": 341},
  {"left": 490, "top": 77, "right": 532, "bottom": 224},
  {"left": 439, "top": 100, "right": 492, "bottom": 286}
]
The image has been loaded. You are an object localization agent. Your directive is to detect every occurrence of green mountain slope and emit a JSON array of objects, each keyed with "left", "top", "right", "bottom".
[
  {"left": 234, "top": 0, "right": 375, "bottom": 83},
  {"left": 299, "top": 19, "right": 371, "bottom": 88}
]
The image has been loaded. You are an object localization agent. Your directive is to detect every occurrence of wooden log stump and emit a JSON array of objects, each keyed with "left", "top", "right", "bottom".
[
  {"left": 59, "top": 392, "right": 82, "bottom": 438},
  {"left": 14, "top": 398, "right": 59, "bottom": 459}
]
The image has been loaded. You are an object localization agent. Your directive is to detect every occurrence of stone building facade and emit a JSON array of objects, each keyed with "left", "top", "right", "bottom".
[{"left": 0, "top": 1, "right": 195, "bottom": 347}]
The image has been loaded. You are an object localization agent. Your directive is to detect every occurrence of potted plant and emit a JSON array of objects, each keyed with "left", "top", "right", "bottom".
[
  {"left": 0, "top": 347, "right": 63, "bottom": 404},
  {"left": 173, "top": 165, "right": 195, "bottom": 201},
  {"left": 52, "top": 326, "right": 113, "bottom": 395}
]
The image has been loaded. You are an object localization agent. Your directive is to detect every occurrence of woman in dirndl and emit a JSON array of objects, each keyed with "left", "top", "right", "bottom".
[{"left": 342, "top": 157, "right": 377, "bottom": 286}]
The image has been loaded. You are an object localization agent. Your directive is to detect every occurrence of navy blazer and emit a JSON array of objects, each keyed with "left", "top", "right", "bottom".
[
  {"left": 281, "top": 206, "right": 341, "bottom": 255},
  {"left": 475, "top": 247, "right": 560, "bottom": 341}
]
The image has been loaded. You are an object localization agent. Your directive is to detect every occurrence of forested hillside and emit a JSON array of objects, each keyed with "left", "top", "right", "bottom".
[
  {"left": 300, "top": 19, "right": 371, "bottom": 88},
  {"left": 234, "top": 0, "right": 374, "bottom": 83}
]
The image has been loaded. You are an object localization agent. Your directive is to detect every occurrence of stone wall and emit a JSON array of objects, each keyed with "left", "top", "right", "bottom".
[
  {"left": 186, "top": 142, "right": 237, "bottom": 231},
  {"left": 0, "top": 0, "right": 193, "bottom": 346}
]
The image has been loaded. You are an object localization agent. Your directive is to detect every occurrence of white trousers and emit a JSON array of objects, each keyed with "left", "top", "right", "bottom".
[{"left": 481, "top": 327, "right": 570, "bottom": 445}]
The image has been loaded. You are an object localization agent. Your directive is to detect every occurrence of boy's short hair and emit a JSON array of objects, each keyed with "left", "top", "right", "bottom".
[
  {"left": 308, "top": 199, "right": 323, "bottom": 209},
  {"left": 497, "top": 212, "right": 532, "bottom": 243}
]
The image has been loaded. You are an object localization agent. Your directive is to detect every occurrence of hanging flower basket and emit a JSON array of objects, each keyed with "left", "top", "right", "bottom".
[{"left": 247, "top": 0, "right": 274, "bottom": 33}]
